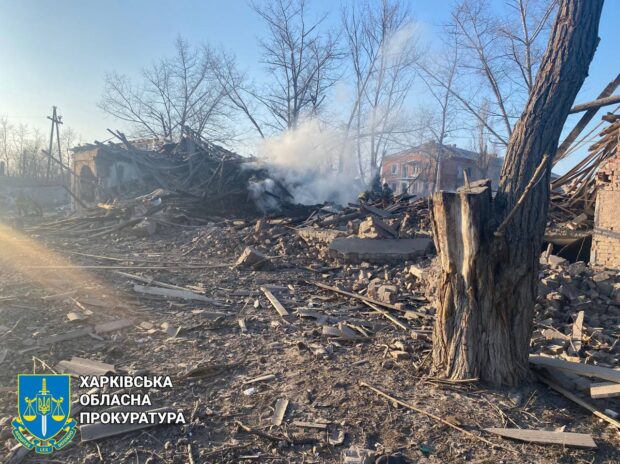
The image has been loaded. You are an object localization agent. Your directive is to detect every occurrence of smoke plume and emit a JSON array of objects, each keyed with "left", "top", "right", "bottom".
[{"left": 255, "top": 119, "right": 360, "bottom": 206}]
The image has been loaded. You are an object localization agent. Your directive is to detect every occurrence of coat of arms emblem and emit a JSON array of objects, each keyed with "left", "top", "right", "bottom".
[{"left": 12, "top": 374, "right": 76, "bottom": 454}]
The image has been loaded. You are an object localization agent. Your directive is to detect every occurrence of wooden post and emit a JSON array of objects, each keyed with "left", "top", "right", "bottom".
[{"left": 45, "top": 106, "right": 57, "bottom": 179}]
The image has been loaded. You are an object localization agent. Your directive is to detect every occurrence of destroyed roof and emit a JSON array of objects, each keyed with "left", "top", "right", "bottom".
[
  {"left": 385, "top": 141, "right": 493, "bottom": 162},
  {"left": 71, "top": 137, "right": 167, "bottom": 154}
]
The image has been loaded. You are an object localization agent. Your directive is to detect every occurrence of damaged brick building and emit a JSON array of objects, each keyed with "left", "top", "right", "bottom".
[
  {"left": 381, "top": 141, "right": 503, "bottom": 196},
  {"left": 591, "top": 144, "right": 620, "bottom": 268}
]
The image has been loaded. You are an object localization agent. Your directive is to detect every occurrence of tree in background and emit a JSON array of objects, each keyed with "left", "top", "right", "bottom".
[
  {"left": 100, "top": 37, "right": 231, "bottom": 142},
  {"left": 432, "top": 0, "right": 558, "bottom": 147},
  {"left": 416, "top": 39, "right": 460, "bottom": 193},
  {"left": 341, "top": 0, "right": 421, "bottom": 181},
  {"left": 252, "top": 0, "right": 341, "bottom": 131}
]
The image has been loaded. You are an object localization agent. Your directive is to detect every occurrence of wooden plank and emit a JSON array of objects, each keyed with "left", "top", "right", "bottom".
[
  {"left": 529, "top": 355, "right": 620, "bottom": 383},
  {"left": 590, "top": 382, "right": 620, "bottom": 399},
  {"left": 545, "top": 367, "right": 591, "bottom": 392},
  {"left": 485, "top": 428, "right": 596, "bottom": 449},
  {"left": 260, "top": 287, "right": 289, "bottom": 316},
  {"left": 271, "top": 398, "right": 289, "bottom": 426},
  {"left": 117, "top": 271, "right": 204, "bottom": 293}
]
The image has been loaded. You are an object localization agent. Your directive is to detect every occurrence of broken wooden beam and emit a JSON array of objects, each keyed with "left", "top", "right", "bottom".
[
  {"left": 556, "top": 73, "right": 620, "bottom": 159},
  {"left": 529, "top": 355, "right": 620, "bottom": 383},
  {"left": 569, "top": 94, "right": 620, "bottom": 114}
]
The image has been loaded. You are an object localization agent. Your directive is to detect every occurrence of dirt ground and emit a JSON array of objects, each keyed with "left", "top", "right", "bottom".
[{"left": 0, "top": 218, "right": 619, "bottom": 464}]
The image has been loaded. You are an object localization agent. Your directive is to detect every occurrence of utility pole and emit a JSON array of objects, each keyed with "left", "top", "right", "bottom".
[{"left": 45, "top": 106, "right": 63, "bottom": 179}]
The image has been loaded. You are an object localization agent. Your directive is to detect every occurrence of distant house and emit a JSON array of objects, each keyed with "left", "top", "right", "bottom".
[{"left": 380, "top": 141, "right": 503, "bottom": 197}]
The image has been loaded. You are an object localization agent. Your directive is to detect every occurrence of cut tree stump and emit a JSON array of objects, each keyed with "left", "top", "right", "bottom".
[{"left": 430, "top": 0, "right": 604, "bottom": 386}]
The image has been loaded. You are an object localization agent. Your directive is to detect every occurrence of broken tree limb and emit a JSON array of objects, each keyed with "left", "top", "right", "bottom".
[
  {"left": 235, "top": 421, "right": 315, "bottom": 445},
  {"left": 536, "top": 373, "right": 620, "bottom": 429},
  {"left": 359, "top": 382, "right": 510, "bottom": 451},
  {"left": 494, "top": 154, "right": 550, "bottom": 237},
  {"left": 569, "top": 94, "right": 620, "bottom": 114}
]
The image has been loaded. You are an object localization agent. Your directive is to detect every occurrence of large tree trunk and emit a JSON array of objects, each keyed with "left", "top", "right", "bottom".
[{"left": 431, "top": 0, "right": 604, "bottom": 386}]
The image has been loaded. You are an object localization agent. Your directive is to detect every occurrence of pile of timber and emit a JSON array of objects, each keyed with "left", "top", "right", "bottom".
[{"left": 549, "top": 113, "right": 620, "bottom": 229}]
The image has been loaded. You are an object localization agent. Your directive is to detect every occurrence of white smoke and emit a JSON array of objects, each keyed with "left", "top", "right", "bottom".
[{"left": 256, "top": 119, "right": 360, "bottom": 206}]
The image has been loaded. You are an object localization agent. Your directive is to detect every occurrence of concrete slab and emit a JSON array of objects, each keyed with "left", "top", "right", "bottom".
[{"left": 329, "top": 237, "right": 432, "bottom": 264}]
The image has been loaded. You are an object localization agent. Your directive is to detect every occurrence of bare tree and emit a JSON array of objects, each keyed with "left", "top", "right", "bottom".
[
  {"left": 416, "top": 41, "right": 460, "bottom": 192},
  {"left": 211, "top": 51, "right": 266, "bottom": 139},
  {"left": 342, "top": 0, "right": 421, "bottom": 181},
  {"left": 252, "top": 0, "right": 341, "bottom": 131},
  {"left": 0, "top": 116, "right": 12, "bottom": 175},
  {"left": 100, "top": 37, "right": 231, "bottom": 141},
  {"left": 431, "top": 0, "right": 603, "bottom": 386},
  {"left": 431, "top": 0, "right": 557, "bottom": 147}
]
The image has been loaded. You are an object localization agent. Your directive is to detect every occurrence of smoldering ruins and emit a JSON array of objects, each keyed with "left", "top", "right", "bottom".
[{"left": 0, "top": 0, "right": 619, "bottom": 463}]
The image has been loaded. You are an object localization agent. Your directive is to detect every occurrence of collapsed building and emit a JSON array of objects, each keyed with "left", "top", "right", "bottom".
[{"left": 69, "top": 131, "right": 296, "bottom": 219}]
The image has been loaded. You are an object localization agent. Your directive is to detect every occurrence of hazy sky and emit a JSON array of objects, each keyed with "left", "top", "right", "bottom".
[{"left": 0, "top": 0, "right": 618, "bottom": 172}]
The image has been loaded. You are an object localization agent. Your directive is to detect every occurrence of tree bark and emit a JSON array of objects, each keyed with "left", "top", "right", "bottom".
[{"left": 431, "top": 0, "right": 604, "bottom": 386}]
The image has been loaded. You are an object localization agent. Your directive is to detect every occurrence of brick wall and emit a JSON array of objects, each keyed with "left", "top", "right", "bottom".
[{"left": 591, "top": 144, "right": 620, "bottom": 268}]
